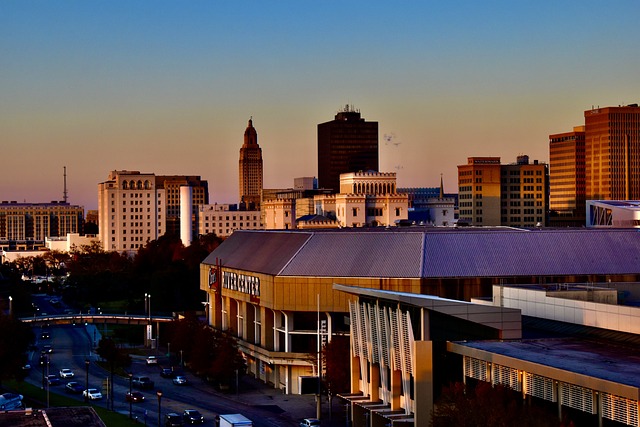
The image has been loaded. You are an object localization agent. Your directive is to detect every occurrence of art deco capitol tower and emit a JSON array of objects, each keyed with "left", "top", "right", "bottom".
[{"left": 238, "top": 118, "right": 263, "bottom": 209}]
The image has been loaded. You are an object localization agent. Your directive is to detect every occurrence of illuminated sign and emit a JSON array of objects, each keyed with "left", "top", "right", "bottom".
[{"left": 222, "top": 271, "right": 260, "bottom": 297}]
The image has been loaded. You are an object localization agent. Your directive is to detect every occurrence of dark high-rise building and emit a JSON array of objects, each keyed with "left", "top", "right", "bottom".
[
  {"left": 239, "top": 118, "right": 263, "bottom": 209},
  {"left": 584, "top": 104, "right": 640, "bottom": 201},
  {"left": 317, "top": 105, "right": 378, "bottom": 192}
]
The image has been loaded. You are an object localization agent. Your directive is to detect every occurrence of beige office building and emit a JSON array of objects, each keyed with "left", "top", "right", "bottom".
[{"left": 98, "top": 170, "right": 166, "bottom": 253}]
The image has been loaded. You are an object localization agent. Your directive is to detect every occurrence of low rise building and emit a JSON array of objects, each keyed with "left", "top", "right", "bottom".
[
  {"left": 197, "top": 204, "right": 262, "bottom": 238},
  {"left": 200, "top": 227, "right": 640, "bottom": 407},
  {"left": 0, "top": 201, "right": 84, "bottom": 251}
]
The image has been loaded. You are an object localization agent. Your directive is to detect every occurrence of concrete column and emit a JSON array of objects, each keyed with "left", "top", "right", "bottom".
[
  {"left": 390, "top": 368, "right": 401, "bottom": 410},
  {"left": 370, "top": 364, "right": 380, "bottom": 402},
  {"left": 284, "top": 312, "right": 291, "bottom": 352},
  {"left": 350, "top": 354, "right": 360, "bottom": 393},
  {"left": 212, "top": 290, "right": 222, "bottom": 329},
  {"left": 414, "top": 341, "right": 433, "bottom": 427}
]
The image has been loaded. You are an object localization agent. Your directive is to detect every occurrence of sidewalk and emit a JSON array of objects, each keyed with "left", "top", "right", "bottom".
[{"left": 233, "top": 375, "right": 347, "bottom": 427}]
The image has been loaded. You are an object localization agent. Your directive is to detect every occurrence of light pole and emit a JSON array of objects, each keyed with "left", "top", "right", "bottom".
[
  {"left": 128, "top": 373, "right": 133, "bottom": 419},
  {"left": 85, "top": 359, "right": 90, "bottom": 402},
  {"left": 156, "top": 390, "right": 163, "bottom": 427},
  {"left": 8, "top": 296, "right": 12, "bottom": 317},
  {"left": 145, "top": 293, "right": 151, "bottom": 322},
  {"left": 46, "top": 355, "right": 50, "bottom": 408}
]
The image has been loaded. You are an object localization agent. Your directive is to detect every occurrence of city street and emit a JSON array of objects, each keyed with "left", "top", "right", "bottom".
[{"left": 25, "top": 295, "right": 341, "bottom": 426}]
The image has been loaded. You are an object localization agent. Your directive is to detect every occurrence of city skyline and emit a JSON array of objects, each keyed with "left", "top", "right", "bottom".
[{"left": 2, "top": 1, "right": 640, "bottom": 211}]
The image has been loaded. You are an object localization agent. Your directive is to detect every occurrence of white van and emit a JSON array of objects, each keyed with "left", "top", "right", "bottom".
[{"left": 0, "top": 393, "right": 24, "bottom": 410}]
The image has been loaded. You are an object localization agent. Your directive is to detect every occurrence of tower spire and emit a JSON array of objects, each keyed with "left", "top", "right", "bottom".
[{"left": 439, "top": 174, "right": 444, "bottom": 199}]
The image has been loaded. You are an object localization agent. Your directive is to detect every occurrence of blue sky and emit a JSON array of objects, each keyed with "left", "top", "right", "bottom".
[{"left": 2, "top": 1, "right": 640, "bottom": 210}]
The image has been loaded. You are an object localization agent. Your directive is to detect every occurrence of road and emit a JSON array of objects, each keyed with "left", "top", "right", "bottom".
[{"left": 25, "top": 295, "right": 304, "bottom": 427}]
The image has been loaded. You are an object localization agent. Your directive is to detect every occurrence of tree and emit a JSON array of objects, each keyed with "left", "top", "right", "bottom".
[
  {"left": 0, "top": 314, "right": 34, "bottom": 386},
  {"left": 432, "top": 381, "right": 560, "bottom": 427},
  {"left": 323, "top": 335, "right": 351, "bottom": 395},
  {"left": 208, "top": 329, "right": 246, "bottom": 388},
  {"left": 96, "top": 337, "right": 132, "bottom": 410}
]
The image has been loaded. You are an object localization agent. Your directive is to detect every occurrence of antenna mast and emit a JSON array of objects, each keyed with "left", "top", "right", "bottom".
[{"left": 63, "top": 166, "right": 68, "bottom": 203}]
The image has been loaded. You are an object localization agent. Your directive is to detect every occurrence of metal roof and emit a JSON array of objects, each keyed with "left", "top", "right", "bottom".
[
  {"left": 423, "top": 229, "right": 640, "bottom": 277},
  {"left": 202, "top": 228, "right": 640, "bottom": 278},
  {"left": 202, "top": 231, "right": 313, "bottom": 275}
]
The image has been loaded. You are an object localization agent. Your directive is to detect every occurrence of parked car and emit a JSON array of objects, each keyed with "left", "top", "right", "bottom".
[
  {"left": 65, "top": 381, "right": 85, "bottom": 394},
  {"left": 172, "top": 375, "right": 187, "bottom": 386},
  {"left": 299, "top": 419, "right": 321, "bottom": 427},
  {"left": 146, "top": 356, "right": 158, "bottom": 365},
  {"left": 0, "top": 393, "right": 24, "bottom": 411},
  {"left": 125, "top": 391, "right": 145, "bottom": 402},
  {"left": 83, "top": 388, "right": 103, "bottom": 400},
  {"left": 165, "top": 412, "right": 183, "bottom": 427},
  {"left": 132, "top": 375, "right": 154, "bottom": 389},
  {"left": 59, "top": 368, "right": 74, "bottom": 378},
  {"left": 47, "top": 375, "right": 61, "bottom": 386},
  {"left": 160, "top": 368, "right": 175, "bottom": 378},
  {"left": 183, "top": 409, "right": 204, "bottom": 424}
]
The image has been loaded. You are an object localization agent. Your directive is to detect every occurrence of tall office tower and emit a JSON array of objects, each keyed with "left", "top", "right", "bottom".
[
  {"left": 238, "top": 118, "right": 263, "bottom": 209},
  {"left": 155, "top": 175, "right": 208, "bottom": 238},
  {"left": 585, "top": 104, "right": 640, "bottom": 200},
  {"left": 457, "top": 156, "right": 548, "bottom": 227},
  {"left": 457, "top": 157, "right": 502, "bottom": 226},
  {"left": 549, "top": 126, "right": 586, "bottom": 226},
  {"left": 98, "top": 170, "right": 166, "bottom": 253},
  {"left": 500, "top": 155, "right": 548, "bottom": 228},
  {"left": 317, "top": 105, "right": 378, "bottom": 192}
]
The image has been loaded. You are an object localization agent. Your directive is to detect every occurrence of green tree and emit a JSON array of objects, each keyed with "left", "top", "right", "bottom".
[{"left": 0, "top": 314, "right": 34, "bottom": 386}]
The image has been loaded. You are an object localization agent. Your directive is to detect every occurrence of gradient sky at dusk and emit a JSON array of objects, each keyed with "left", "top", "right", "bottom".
[{"left": 2, "top": 1, "right": 640, "bottom": 211}]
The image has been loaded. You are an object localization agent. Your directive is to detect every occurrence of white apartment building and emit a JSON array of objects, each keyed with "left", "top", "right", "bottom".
[
  {"left": 198, "top": 204, "right": 262, "bottom": 238},
  {"left": 98, "top": 170, "right": 166, "bottom": 253}
]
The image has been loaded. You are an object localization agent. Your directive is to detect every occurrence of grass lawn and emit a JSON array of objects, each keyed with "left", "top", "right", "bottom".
[{"left": 2, "top": 380, "right": 141, "bottom": 427}]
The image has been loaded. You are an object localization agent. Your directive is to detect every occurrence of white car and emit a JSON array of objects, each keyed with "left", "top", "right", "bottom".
[
  {"left": 59, "top": 368, "right": 74, "bottom": 379},
  {"left": 172, "top": 375, "right": 187, "bottom": 385},
  {"left": 146, "top": 356, "right": 158, "bottom": 365},
  {"left": 83, "top": 388, "right": 102, "bottom": 400}
]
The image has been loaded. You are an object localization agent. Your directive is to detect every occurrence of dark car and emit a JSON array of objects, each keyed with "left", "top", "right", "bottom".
[
  {"left": 183, "top": 409, "right": 204, "bottom": 424},
  {"left": 65, "top": 381, "right": 85, "bottom": 394},
  {"left": 125, "top": 391, "right": 145, "bottom": 402},
  {"left": 41, "top": 344, "right": 53, "bottom": 354},
  {"left": 300, "top": 419, "right": 321, "bottom": 427},
  {"left": 40, "top": 331, "right": 50, "bottom": 340},
  {"left": 132, "top": 375, "right": 154, "bottom": 389},
  {"left": 165, "top": 412, "right": 183, "bottom": 427},
  {"left": 47, "top": 375, "right": 61, "bottom": 386},
  {"left": 160, "top": 368, "right": 175, "bottom": 378}
]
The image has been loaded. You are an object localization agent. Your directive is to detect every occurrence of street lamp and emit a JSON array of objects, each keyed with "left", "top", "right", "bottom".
[
  {"left": 145, "top": 293, "right": 151, "bottom": 322},
  {"left": 8, "top": 296, "right": 12, "bottom": 318},
  {"left": 85, "top": 359, "right": 90, "bottom": 402},
  {"left": 128, "top": 373, "right": 133, "bottom": 419},
  {"left": 156, "top": 390, "right": 163, "bottom": 427}
]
